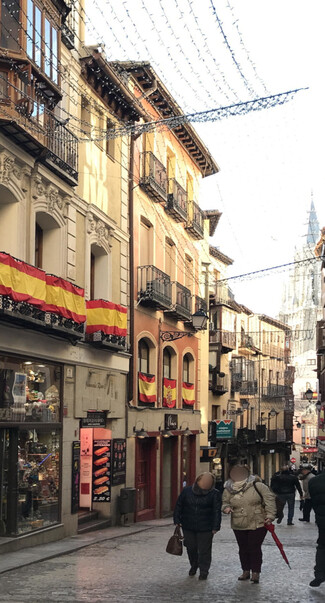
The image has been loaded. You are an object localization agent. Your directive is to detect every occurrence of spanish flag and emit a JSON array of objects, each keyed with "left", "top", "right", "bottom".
[
  {"left": 0, "top": 252, "right": 46, "bottom": 306},
  {"left": 139, "top": 372, "right": 156, "bottom": 404},
  {"left": 86, "top": 300, "right": 127, "bottom": 336},
  {"left": 163, "top": 378, "right": 177, "bottom": 408},
  {"left": 182, "top": 382, "right": 195, "bottom": 406},
  {"left": 44, "top": 275, "right": 86, "bottom": 323}
]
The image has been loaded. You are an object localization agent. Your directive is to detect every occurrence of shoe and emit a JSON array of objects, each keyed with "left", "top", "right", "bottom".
[
  {"left": 251, "top": 572, "right": 260, "bottom": 584},
  {"left": 277, "top": 518, "right": 282, "bottom": 524},
  {"left": 199, "top": 574, "right": 208, "bottom": 580},
  {"left": 309, "top": 578, "right": 324, "bottom": 588},
  {"left": 287, "top": 522, "right": 294, "bottom": 526},
  {"left": 189, "top": 567, "right": 197, "bottom": 576},
  {"left": 238, "top": 571, "right": 250, "bottom": 581},
  {"left": 299, "top": 518, "right": 309, "bottom": 522}
]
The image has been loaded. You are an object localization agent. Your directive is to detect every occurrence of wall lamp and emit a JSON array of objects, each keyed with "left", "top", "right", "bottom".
[
  {"left": 160, "top": 310, "right": 208, "bottom": 341},
  {"left": 133, "top": 420, "right": 149, "bottom": 438},
  {"left": 180, "top": 421, "right": 193, "bottom": 436}
]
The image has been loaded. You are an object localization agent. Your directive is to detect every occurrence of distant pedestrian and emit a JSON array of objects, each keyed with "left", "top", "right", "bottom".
[
  {"left": 173, "top": 472, "right": 221, "bottom": 581},
  {"left": 271, "top": 464, "right": 303, "bottom": 525},
  {"left": 222, "top": 464, "right": 276, "bottom": 584},
  {"left": 309, "top": 470, "right": 325, "bottom": 588},
  {"left": 299, "top": 464, "right": 315, "bottom": 523}
]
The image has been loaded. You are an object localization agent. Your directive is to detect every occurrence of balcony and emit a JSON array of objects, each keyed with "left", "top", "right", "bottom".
[
  {"left": 61, "top": 21, "right": 75, "bottom": 50},
  {"left": 139, "top": 152, "right": 167, "bottom": 203},
  {"left": 185, "top": 201, "right": 204, "bottom": 239},
  {"left": 267, "top": 429, "right": 287, "bottom": 443},
  {"left": 195, "top": 296, "right": 207, "bottom": 314},
  {"left": 165, "top": 179, "right": 188, "bottom": 222},
  {"left": 231, "top": 377, "right": 257, "bottom": 396},
  {"left": 0, "top": 103, "right": 78, "bottom": 186},
  {"left": 210, "top": 368, "right": 229, "bottom": 395},
  {"left": 0, "top": 253, "right": 85, "bottom": 342},
  {"left": 85, "top": 299, "right": 127, "bottom": 351},
  {"left": 210, "top": 329, "right": 236, "bottom": 352},
  {"left": 166, "top": 282, "right": 192, "bottom": 321},
  {"left": 239, "top": 334, "right": 254, "bottom": 350},
  {"left": 262, "top": 384, "right": 290, "bottom": 399},
  {"left": 137, "top": 265, "right": 172, "bottom": 310},
  {"left": 237, "top": 428, "right": 257, "bottom": 445}
]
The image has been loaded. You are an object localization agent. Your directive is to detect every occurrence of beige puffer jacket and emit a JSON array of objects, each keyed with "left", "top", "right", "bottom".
[{"left": 222, "top": 477, "right": 276, "bottom": 531}]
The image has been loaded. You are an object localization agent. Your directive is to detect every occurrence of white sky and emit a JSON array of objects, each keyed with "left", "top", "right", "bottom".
[{"left": 87, "top": 0, "right": 325, "bottom": 316}]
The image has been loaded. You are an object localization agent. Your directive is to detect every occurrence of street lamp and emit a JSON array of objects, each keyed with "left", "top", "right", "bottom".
[
  {"left": 269, "top": 408, "right": 277, "bottom": 418},
  {"left": 160, "top": 310, "right": 208, "bottom": 341},
  {"left": 315, "top": 400, "right": 322, "bottom": 412},
  {"left": 133, "top": 420, "right": 149, "bottom": 438},
  {"left": 305, "top": 388, "right": 314, "bottom": 401},
  {"left": 180, "top": 421, "right": 193, "bottom": 436},
  {"left": 158, "top": 426, "right": 172, "bottom": 438},
  {"left": 241, "top": 400, "right": 250, "bottom": 410}
]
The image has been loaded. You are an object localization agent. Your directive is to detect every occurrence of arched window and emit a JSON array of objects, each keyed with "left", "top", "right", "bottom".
[
  {"left": 138, "top": 339, "right": 150, "bottom": 374},
  {"left": 183, "top": 353, "right": 191, "bottom": 383},
  {"left": 163, "top": 347, "right": 172, "bottom": 379}
]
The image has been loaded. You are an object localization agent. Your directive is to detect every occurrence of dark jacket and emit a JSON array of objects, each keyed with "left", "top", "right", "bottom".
[
  {"left": 309, "top": 472, "right": 325, "bottom": 530},
  {"left": 173, "top": 484, "right": 222, "bottom": 532},
  {"left": 271, "top": 470, "right": 303, "bottom": 497}
]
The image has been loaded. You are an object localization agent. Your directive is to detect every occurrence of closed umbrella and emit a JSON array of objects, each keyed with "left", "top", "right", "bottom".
[{"left": 265, "top": 523, "right": 291, "bottom": 569}]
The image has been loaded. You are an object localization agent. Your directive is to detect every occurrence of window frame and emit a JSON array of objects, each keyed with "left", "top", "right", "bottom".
[
  {"left": 26, "top": 0, "right": 60, "bottom": 85},
  {"left": 138, "top": 339, "right": 150, "bottom": 375}
]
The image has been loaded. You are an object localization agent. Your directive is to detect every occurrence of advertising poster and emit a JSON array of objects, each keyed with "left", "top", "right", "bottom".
[
  {"left": 79, "top": 429, "right": 93, "bottom": 508},
  {"left": 71, "top": 441, "right": 80, "bottom": 514},
  {"left": 92, "top": 439, "right": 111, "bottom": 503},
  {"left": 112, "top": 439, "right": 126, "bottom": 486}
]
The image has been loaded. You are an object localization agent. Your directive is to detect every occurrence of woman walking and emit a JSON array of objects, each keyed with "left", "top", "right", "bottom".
[
  {"left": 222, "top": 464, "right": 276, "bottom": 584},
  {"left": 174, "top": 472, "right": 221, "bottom": 580}
]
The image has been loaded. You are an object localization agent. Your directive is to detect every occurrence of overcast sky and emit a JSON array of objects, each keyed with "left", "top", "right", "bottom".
[{"left": 87, "top": 0, "right": 325, "bottom": 316}]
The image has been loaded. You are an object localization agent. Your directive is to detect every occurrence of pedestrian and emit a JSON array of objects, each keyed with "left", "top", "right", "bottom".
[
  {"left": 270, "top": 464, "right": 303, "bottom": 525},
  {"left": 299, "top": 464, "right": 315, "bottom": 523},
  {"left": 309, "top": 470, "right": 325, "bottom": 588},
  {"left": 173, "top": 471, "right": 221, "bottom": 580},
  {"left": 222, "top": 464, "right": 276, "bottom": 584}
]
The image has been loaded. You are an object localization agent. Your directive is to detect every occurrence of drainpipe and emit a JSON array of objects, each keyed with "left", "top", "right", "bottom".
[{"left": 128, "top": 132, "right": 135, "bottom": 406}]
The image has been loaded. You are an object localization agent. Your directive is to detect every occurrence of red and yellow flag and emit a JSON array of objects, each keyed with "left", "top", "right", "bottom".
[
  {"left": 182, "top": 382, "right": 195, "bottom": 406},
  {"left": 44, "top": 275, "right": 86, "bottom": 323},
  {"left": 139, "top": 372, "right": 156, "bottom": 404},
  {"left": 86, "top": 300, "right": 127, "bottom": 336},
  {"left": 0, "top": 252, "right": 46, "bottom": 306},
  {"left": 163, "top": 377, "right": 177, "bottom": 408}
]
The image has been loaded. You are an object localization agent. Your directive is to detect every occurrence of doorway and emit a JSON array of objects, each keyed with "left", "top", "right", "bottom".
[
  {"left": 160, "top": 437, "right": 178, "bottom": 517},
  {"left": 135, "top": 437, "right": 156, "bottom": 521}
]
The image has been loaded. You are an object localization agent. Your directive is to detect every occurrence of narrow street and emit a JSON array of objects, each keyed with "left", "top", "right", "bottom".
[{"left": 0, "top": 510, "right": 322, "bottom": 603}]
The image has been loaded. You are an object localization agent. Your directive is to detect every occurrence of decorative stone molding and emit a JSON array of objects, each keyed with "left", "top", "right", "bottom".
[
  {"left": 86, "top": 211, "right": 113, "bottom": 253},
  {"left": 31, "top": 175, "right": 69, "bottom": 222},
  {"left": 0, "top": 151, "right": 30, "bottom": 202}
]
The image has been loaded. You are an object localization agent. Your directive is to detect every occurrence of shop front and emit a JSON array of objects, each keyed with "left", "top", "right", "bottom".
[{"left": 0, "top": 354, "right": 62, "bottom": 537}]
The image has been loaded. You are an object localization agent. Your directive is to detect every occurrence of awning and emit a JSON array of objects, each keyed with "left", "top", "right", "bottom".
[{"left": 301, "top": 448, "right": 318, "bottom": 454}]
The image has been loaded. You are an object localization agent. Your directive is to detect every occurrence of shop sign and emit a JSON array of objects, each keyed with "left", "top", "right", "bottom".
[
  {"left": 216, "top": 420, "right": 234, "bottom": 440},
  {"left": 71, "top": 441, "right": 80, "bottom": 514},
  {"left": 81, "top": 410, "right": 106, "bottom": 428},
  {"left": 200, "top": 446, "right": 223, "bottom": 462},
  {"left": 112, "top": 439, "right": 126, "bottom": 486},
  {"left": 92, "top": 439, "right": 111, "bottom": 503},
  {"left": 164, "top": 414, "right": 178, "bottom": 431},
  {"left": 80, "top": 429, "right": 93, "bottom": 508}
]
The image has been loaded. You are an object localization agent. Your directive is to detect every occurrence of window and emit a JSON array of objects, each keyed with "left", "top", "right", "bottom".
[
  {"left": 35, "top": 213, "right": 61, "bottom": 274},
  {"left": 35, "top": 223, "right": 43, "bottom": 268},
  {"left": 138, "top": 339, "right": 149, "bottom": 374},
  {"left": 26, "top": 0, "right": 59, "bottom": 84},
  {"left": 183, "top": 353, "right": 192, "bottom": 383},
  {"left": 163, "top": 348, "right": 171, "bottom": 379},
  {"left": 185, "top": 254, "right": 193, "bottom": 291},
  {"left": 165, "top": 237, "right": 175, "bottom": 281},
  {"left": 0, "top": 0, "right": 20, "bottom": 51},
  {"left": 81, "top": 97, "right": 91, "bottom": 137},
  {"left": 106, "top": 119, "right": 115, "bottom": 159},
  {"left": 307, "top": 359, "right": 316, "bottom": 366},
  {"left": 139, "top": 217, "right": 153, "bottom": 266},
  {"left": 89, "top": 243, "right": 110, "bottom": 300},
  {"left": 0, "top": 70, "right": 8, "bottom": 100},
  {"left": 212, "top": 405, "right": 220, "bottom": 420}
]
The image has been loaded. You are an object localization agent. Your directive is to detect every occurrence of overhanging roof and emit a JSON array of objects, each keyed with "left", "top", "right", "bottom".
[{"left": 209, "top": 245, "right": 233, "bottom": 265}]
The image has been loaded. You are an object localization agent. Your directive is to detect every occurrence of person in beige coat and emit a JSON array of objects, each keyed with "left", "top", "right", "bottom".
[{"left": 222, "top": 464, "right": 276, "bottom": 584}]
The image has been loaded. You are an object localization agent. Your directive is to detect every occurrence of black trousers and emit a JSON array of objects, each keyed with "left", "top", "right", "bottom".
[
  {"left": 302, "top": 499, "right": 313, "bottom": 522},
  {"left": 315, "top": 527, "right": 325, "bottom": 581},
  {"left": 183, "top": 530, "right": 213, "bottom": 575},
  {"left": 233, "top": 527, "right": 267, "bottom": 573}
]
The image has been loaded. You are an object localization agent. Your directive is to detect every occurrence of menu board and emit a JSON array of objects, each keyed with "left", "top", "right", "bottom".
[
  {"left": 112, "top": 439, "right": 126, "bottom": 486},
  {"left": 92, "top": 439, "right": 111, "bottom": 503}
]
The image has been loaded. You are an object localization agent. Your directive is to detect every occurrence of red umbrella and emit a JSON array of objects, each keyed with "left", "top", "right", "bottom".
[{"left": 265, "top": 523, "right": 291, "bottom": 569}]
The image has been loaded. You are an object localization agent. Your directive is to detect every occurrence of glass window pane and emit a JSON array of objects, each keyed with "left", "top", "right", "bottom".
[
  {"left": 0, "top": 71, "right": 8, "bottom": 99},
  {"left": 34, "top": 6, "right": 42, "bottom": 67},
  {"left": 44, "top": 19, "right": 51, "bottom": 77},
  {"left": 52, "top": 26, "right": 58, "bottom": 83},
  {"left": 26, "top": 0, "right": 34, "bottom": 58},
  {"left": 1, "top": 0, "right": 20, "bottom": 51}
]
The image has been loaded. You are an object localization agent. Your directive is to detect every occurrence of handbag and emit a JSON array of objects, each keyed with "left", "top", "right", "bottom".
[
  {"left": 253, "top": 481, "right": 281, "bottom": 519},
  {"left": 166, "top": 525, "right": 183, "bottom": 556}
]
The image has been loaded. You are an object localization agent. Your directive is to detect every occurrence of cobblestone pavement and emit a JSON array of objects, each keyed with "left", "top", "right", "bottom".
[{"left": 0, "top": 511, "right": 323, "bottom": 603}]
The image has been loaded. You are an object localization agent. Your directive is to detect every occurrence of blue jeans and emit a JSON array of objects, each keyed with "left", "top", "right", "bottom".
[{"left": 277, "top": 493, "right": 295, "bottom": 523}]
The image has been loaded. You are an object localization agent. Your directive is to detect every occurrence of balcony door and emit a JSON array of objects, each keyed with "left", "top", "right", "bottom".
[
  {"left": 139, "top": 217, "right": 153, "bottom": 266},
  {"left": 135, "top": 437, "right": 156, "bottom": 521}
]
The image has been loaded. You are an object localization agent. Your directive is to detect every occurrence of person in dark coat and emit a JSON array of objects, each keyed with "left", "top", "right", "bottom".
[
  {"left": 173, "top": 471, "right": 221, "bottom": 580},
  {"left": 309, "top": 470, "right": 325, "bottom": 587},
  {"left": 270, "top": 465, "right": 303, "bottom": 525}
]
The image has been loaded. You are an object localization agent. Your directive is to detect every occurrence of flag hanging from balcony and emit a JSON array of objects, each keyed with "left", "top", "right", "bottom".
[
  {"left": 163, "top": 378, "right": 177, "bottom": 408},
  {"left": 0, "top": 252, "right": 46, "bottom": 306},
  {"left": 86, "top": 300, "right": 127, "bottom": 336},
  {"left": 44, "top": 275, "right": 86, "bottom": 323},
  {"left": 182, "top": 382, "right": 195, "bottom": 406},
  {"left": 139, "top": 372, "right": 157, "bottom": 404}
]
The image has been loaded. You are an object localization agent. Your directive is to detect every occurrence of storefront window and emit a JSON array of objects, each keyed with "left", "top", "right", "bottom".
[{"left": 0, "top": 357, "right": 61, "bottom": 423}]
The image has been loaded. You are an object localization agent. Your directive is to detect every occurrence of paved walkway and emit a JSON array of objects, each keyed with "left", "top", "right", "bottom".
[{"left": 0, "top": 508, "right": 322, "bottom": 602}]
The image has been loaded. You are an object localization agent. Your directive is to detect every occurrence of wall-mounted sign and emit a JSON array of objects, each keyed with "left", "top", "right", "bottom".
[
  {"left": 71, "top": 441, "right": 80, "bottom": 514},
  {"left": 165, "top": 413, "right": 178, "bottom": 431},
  {"left": 216, "top": 420, "right": 234, "bottom": 440},
  {"left": 112, "top": 439, "right": 126, "bottom": 486},
  {"left": 92, "top": 439, "right": 111, "bottom": 503},
  {"left": 80, "top": 428, "right": 93, "bottom": 508},
  {"left": 81, "top": 410, "right": 106, "bottom": 428}
]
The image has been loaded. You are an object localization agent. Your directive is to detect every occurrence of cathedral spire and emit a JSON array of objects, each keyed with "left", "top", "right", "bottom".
[{"left": 307, "top": 194, "right": 319, "bottom": 245}]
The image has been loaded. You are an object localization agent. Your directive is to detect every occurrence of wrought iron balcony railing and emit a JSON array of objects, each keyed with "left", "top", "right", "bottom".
[
  {"left": 139, "top": 152, "right": 167, "bottom": 202},
  {"left": 166, "top": 282, "right": 192, "bottom": 321},
  {"left": 186, "top": 201, "right": 204, "bottom": 239},
  {"left": 137, "top": 265, "right": 172, "bottom": 310},
  {"left": 165, "top": 178, "right": 188, "bottom": 222}
]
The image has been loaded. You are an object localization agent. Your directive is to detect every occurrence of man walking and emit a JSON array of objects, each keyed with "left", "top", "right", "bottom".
[
  {"left": 309, "top": 470, "right": 325, "bottom": 587},
  {"left": 299, "top": 464, "right": 315, "bottom": 523},
  {"left": 271, "top": 464, "right": 303, "bottom": 525}
]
